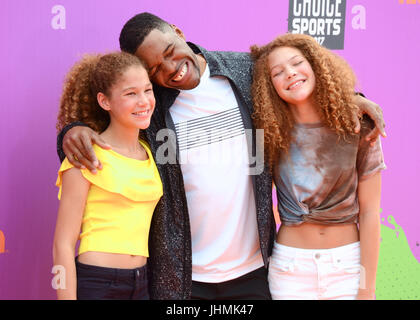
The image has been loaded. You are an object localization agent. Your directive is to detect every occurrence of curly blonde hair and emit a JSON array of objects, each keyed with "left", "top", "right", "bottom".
[
  {"left": 56, "top": 51, "right": 146, "bottom": 133},
  {"left": 250, "top": 33, "right": 359, "bottom": 168}
]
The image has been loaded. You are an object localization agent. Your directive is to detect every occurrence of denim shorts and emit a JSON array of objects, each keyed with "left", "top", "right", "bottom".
[
  {"left": 268, "top": 241, "right": 362, "bottom": 300},
  {"left": 76, "top": 258, "right": 149, "bottom": 300}
]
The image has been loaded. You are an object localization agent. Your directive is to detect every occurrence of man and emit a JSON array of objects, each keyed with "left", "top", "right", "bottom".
[{"left": 57, "top": 12, "right": 385, "bottom": 299}]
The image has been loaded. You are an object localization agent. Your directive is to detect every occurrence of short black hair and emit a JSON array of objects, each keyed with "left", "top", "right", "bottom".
[{"left": 119, "top": 12, "right": 172, "bottom": 54}]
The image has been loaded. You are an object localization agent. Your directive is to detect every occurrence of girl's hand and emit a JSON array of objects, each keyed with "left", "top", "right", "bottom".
[{"left": 356, "top": 289, "right": 376, "bottom": 300}]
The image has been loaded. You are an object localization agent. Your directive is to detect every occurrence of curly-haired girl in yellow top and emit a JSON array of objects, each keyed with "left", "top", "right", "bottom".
[
  {"left": 251, "top": 34, "right": 386, "bottom": 300},
  {"left": 53, "top": 52, "right": 163, "bottom": 300}
]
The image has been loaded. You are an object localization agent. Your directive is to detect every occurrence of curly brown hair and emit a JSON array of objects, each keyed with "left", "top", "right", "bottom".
[
  {"left": 56, "top": 51, "right": 146, "bottom": 133},
  {"left": 250, "top": 33, "right": 359, "bottom": 168}
]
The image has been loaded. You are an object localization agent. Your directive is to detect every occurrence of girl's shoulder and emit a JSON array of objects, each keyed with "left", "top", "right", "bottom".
[
  {"left": 56, "top": 140, "right": 161, "bottom": 202},
  {"left": 56, "top": 157, "right": 91, "bottom": 199}
]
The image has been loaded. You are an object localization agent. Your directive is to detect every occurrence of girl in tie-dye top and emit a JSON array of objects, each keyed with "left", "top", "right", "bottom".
[{"left": 251, "top": 34, "right": 385, "bottom": 300}]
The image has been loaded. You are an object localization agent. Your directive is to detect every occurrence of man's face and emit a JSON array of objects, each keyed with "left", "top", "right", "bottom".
[{"left": 135, "top": 28, "right": 202, "bottom": 90}]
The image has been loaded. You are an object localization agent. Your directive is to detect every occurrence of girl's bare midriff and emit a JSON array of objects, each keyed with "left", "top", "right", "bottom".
[
  {"left": 77, "top": 252, "right": 146, "bottom": 269},
  {"left": 276, "top": 223, "right": 359, "bottom": 249}
]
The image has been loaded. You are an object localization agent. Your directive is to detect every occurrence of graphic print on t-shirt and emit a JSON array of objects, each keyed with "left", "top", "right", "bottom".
[
  {"left": 169, "top": 64, "right": 263, "bottom": 283},
  {"left": 175, "top": 107, "right": 244, "bottom": 152}
]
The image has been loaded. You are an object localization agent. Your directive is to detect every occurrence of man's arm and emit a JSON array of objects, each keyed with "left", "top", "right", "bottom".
[
  {"left": 57, "top": 122, "right": 111, "bottom": 174},
  {"left": 57, "top": 122, "right": 90, "bottom": 162}
]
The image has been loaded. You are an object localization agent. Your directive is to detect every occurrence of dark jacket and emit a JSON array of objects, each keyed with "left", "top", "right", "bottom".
[{"left": 57, "top": 42, "right": 275, "bottom": 299}]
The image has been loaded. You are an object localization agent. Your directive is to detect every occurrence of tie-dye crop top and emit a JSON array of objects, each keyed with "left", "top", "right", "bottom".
[{"left": 274, "top": 117, "right": 386, "bottom": 226}]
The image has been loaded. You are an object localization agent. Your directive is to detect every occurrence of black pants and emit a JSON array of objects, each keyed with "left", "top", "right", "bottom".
[
  {"left": 191, "top": 267, "right": 272, "bottom": 300},
  {"left": 76, "top": 258, "right": 149, "bottom": 300}
]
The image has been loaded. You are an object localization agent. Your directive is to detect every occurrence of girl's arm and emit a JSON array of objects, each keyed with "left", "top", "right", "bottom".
[
  {"left": 53, "top": 168, "right": 90, "bottom": 300},
  {"left": 357, "top": 172, "right": 382, "bottom": 300}
]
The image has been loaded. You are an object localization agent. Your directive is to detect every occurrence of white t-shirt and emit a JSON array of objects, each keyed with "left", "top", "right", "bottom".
[{"left": 169, "top": 64, "right": 263, "bottom": 283}]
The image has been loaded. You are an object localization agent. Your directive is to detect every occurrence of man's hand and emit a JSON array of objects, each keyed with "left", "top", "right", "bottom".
[
  {"left": 62, "top": 126, "right": 111, "bottom": 174},
  {"left": 353, "top": 95, "right": 387, "bottom": 146}
]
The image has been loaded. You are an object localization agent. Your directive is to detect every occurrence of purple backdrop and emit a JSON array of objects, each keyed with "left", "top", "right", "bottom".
[{"left": 1, "top": 0, "right": 419, "bottom": 299}]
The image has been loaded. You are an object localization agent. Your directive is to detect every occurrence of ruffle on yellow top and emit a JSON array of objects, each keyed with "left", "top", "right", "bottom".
[
  {"left": 56, "top": 140, "right": 162, "bottom": 202},
  {"left": 56, "top": 139, "right": 163, "bottom": 257}
]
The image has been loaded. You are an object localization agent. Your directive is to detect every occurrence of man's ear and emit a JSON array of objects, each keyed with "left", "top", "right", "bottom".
[
  {"left": 170, "top": 24, "right": 186, "bottom": 40},
  {"left": 97, "top": 92, "right": 111, "bottom": 111}
]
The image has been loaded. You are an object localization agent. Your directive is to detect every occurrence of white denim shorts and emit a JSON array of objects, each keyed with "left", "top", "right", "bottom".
[{"left": 268, "top": 241, "right": 362, "bottom": 300}]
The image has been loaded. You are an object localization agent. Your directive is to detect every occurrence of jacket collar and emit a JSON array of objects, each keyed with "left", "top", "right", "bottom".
[{"left": 187, "top": 42, "right": 226, "bottom": 78}]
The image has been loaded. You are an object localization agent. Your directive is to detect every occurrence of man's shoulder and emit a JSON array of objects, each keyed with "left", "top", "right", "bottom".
[
  {"left": 206, "top": 50, "right": 253, "bottom": 69},
  {"left": 188, "top": 42, "right": 253, "bottom": 76},
  {"left": 209, "top": 50, "right": 251, "bottom": 61},
  {"left": 205, "top": 50, "right": 254, "bottom": 81},
  {"left": 189, "top": 42, "right": 251, "bottom": 61}
]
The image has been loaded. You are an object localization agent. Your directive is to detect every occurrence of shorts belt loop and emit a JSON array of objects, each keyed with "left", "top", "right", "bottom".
[{"left": 113, "top": 268, "right": 120, "bottom": 283}]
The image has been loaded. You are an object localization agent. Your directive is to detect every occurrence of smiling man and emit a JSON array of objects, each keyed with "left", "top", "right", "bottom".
[
  {"left": 135, "top": 29, "right": 205, "bottom": 90},
  {"left": 57, "top": 12, "right": 385, "bottom": 300},
  {"left": 117, "top": 13, "right": 275, "bottom": 300}
]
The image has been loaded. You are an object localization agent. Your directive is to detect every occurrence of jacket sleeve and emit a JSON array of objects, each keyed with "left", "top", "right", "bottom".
[{"left": 56, "top": 121, "right": 90, "bottom": 163}]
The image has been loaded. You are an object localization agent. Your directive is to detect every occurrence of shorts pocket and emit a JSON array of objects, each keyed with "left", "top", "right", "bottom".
[
  {"left": 78, "top": 276, "right": 113, "bottom": 290},
  {"left": 334, "top": 258, "right": 361, "bottom": 274},
  {"left": 270, "top": 255, "right": 295, "bottom": 274},
  {"left": 341, "top": 264, "right": 361, "bottom": 274},
  {"left": 77, "top": 276, "right": 115, "bottom": 300}
]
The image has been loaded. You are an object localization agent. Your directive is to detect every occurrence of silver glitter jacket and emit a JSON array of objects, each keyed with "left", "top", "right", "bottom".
[{"left": 57, "top": 42, "right": 275, "bottom": 299}]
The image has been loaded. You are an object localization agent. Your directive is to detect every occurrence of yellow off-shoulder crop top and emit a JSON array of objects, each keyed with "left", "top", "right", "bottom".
[{"left": 56, "top": 139, "right": 163, "bottom": 257}]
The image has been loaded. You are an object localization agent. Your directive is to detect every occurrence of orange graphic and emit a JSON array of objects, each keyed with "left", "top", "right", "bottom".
[
  {"left": 399, "top": 0, "right": 420, "bottom": 4},
  {"left": 0, "top": 230, "right": 5, "bottom": 253}
]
